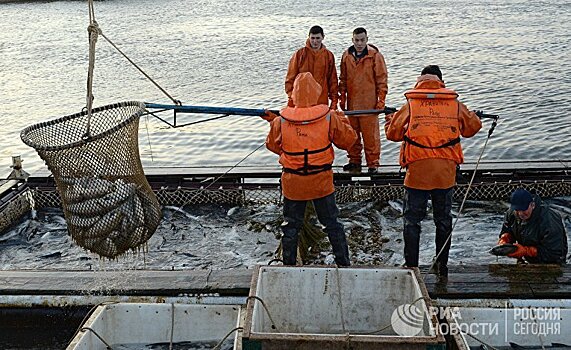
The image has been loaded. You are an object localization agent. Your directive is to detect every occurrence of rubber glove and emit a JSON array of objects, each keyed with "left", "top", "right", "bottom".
[
  {"left": 261, "top": 110, "right": 279, "bottom": 122},
  {"left": 507, "top": 244, "right": 538, "bottom": 259},
  {"left": 497, "top": 232, "right": 514, "bottom": 246},
  {"left": 287, "top": 97, "right": 295, "bottom": 107}
]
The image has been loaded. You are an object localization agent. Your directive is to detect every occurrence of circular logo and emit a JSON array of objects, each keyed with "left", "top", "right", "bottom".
[{"left": 390, "top": 303, "right": 424, "bottom": 336}]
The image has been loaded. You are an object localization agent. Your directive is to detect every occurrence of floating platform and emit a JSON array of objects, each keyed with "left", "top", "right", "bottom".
[{"left": 0, "top": 265, "right": 570, "bottom": 302}]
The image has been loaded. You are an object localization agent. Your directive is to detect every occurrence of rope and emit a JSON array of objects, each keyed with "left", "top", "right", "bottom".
[
  {"left": 424, "top": 117, "right": 498, "bottom": 280},
  {"left": 79, "top": 327, "right": 114, "bottom": 349},
  {"left": 246, "top": 296, "right": 279, "bottom": 332},
  {"left": 67, "top": 301, "right": 119, "bottom": 348},
  {"left": 530, "top": 308, "right": 547, "bottom": 350},
  {"left": 463, "top": 331, "right": 499, "bottom": 350},
  {"left": 84, "top": 0, "right": 179, "bottom": 139},
  {"left": 349, "top": 296, "right": 426, "bottom": 336},
  {"left": 144, "top": 113, "right": 154, "bottom": 161},
  {"left": 85, "top": 0, "right": 100, "bottom": 139},
  {"left": 170, "top": 141, "right": 265, "bottom": 210},
  {"left": 98, "top": 31, "right": 181, "bottom": 106},
  {"left": 212, "top": 327, "right": 243, "bottom": 350}
]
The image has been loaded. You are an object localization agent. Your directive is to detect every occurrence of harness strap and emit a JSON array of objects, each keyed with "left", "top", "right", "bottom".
[
  {"left": 403, "top": 135, "right": 460, "bottom": 149},
  {"left": 283, "top": 164, "right": 332, "bottom": 176},
  {"left": 282, "top": 143, "right": 332, "bottom": 156}
]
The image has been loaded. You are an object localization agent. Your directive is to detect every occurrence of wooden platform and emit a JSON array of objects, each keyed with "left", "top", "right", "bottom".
[{"left": 0, "top": 264, "right": 569, "bottom": 301}]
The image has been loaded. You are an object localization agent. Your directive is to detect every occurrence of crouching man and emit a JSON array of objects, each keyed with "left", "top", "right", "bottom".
[{"left": 498, "top": 188, "right": 568, "bottom": 265}]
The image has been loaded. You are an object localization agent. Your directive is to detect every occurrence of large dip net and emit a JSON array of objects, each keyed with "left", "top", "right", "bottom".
[{"left": 20, "top": 101, "right": 162, "bottom": 258}]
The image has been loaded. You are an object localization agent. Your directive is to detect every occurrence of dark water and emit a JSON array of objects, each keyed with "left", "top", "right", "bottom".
[
  {"left": 113, "top": 340, "right": 233, "bottom": 350},
  {"left": 0, "top": 0, "right": 570, "bottom": 172}
]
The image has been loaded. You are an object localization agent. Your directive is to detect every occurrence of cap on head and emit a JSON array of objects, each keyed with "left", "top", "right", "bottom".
[
  {"left": 421, "top": 65, "right": 443, "bottom": 81},
  {"left": 510, "top": 188, "right": 533, "bottom": 211}
]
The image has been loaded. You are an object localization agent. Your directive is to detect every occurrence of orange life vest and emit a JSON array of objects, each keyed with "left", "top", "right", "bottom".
[
  {"left": 280, "top": 113, "right": 334, "bottom": 175},
  {"left": 400, "top": 87, "right": 464, "bottom": 167}
]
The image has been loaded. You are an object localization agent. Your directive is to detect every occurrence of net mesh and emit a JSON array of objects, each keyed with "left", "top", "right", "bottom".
[
  {"left": 25, "top": 179, "right": 571, "bottom": 209},
  {"left": 20, "top": 101, "right": 161, "bottom": 258}
]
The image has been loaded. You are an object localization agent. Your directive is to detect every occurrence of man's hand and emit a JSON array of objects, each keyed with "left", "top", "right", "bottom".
[
  {"left": 261, "top": 110, "right": 279, "bottom": 122},
  {"left": 507, "top": 244, "right": 538, "bottom": 258},
  {"left": 375, "top": 101, "right": 385, "bottom": 110},
  {"left": 497, "top": 232, "right": 513, "bottom": 246},
  {"left": 287, "top": 98, "right": 295, "bottom": 107}
]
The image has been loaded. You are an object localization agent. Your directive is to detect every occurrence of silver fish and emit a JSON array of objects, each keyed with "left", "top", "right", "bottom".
[
  {"left": 69, "top": 214, "right": 100, "bottom": 228},
  {"left": 66, "top": 183, "right": 133, "bottom": 216},
  {"left": 78, "top": 210, "right": 123, "bottom": 239}
]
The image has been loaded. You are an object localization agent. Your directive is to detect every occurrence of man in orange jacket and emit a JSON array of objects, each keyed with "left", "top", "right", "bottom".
[
  {"left": 339, "top": 27, "right": 388, "bottom": 174},
  {"left": 385, "top": 65, "right": 482, "bottom": 277},
  {"left": 265, "top": 72, "right": 357, "bottom": 266},
  {"left": 497, "top": 188, "right": 567, "bottom": 265},
  {"left": 285, "top": 26, "right": 338, "bottom": 109}
]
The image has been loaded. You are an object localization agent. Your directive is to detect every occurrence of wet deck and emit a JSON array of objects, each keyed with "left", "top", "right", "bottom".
[{"left": 0, "top": 264, "right": 569, "bottom": 300}]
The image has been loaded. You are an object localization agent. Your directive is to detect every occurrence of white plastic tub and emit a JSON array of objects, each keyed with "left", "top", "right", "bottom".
[
  {"left": 447, "top": 303, "right": 571, "bottom": 349},
  {"left": 67, "top": 303, "right": 241, "bottom": 349},
  {"left": 243, "top": 265, "right": 444, "bottom": 350}
]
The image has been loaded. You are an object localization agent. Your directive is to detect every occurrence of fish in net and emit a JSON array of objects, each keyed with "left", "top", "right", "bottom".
[{"left": 20, "top": 101, "right": 161, "bottom": 258}]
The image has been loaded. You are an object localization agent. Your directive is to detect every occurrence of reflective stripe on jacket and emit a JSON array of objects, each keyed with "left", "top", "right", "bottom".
[
  {"left": 280, "top": 113, "right": 333, "bottom": 175},
  {"left": 400, "top": 87, "right": 464, "bottom": 167}
]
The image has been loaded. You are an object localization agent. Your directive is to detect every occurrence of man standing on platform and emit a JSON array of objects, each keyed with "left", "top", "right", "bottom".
[
  {"left": 339, "top": 27, "right": 388, "bottom": 174},
  {"left": 385, "top": 65, "right": 482, "bottom": 278},
  {"left": 264, "top": 72, "right": 357, "bottom": 266},
  {"left": 285, "top": 26, "right": 338, "bottom": 109}
]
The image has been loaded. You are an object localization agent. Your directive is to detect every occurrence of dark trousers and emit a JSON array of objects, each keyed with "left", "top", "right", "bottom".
[
  {"left": 281, "top": 193, "right": 350, "bottom": 266},
  {"left": 403, "top": 187, "right": 453, "bottom": 268}
]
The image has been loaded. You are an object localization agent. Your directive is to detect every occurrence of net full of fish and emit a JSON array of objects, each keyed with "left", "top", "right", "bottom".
[
  {"left": 62, "top": 176, "right": 160, "bottom": 258},
  {"left": 20, "top": 102, "right": 162, "bottom": 258}
]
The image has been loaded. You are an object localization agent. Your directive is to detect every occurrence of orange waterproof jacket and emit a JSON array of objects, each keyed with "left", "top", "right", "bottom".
[
  {"left": 279, "top": 112, "right": 334, "bottom": 175},
  {"left": 339, "top": 44, "right": 388, "bottom": 111},
  {"left": 285, "top": 39, "right": 338, "bottom": 108},
  {"left": 268, "top": 73, "right": 357, "bottom": 200},
  {"left": 401, "top": 85, "right": 462, "bottom": 167},
  {"left": 385, "top": 75, "right": 482, "bottom": 189}
]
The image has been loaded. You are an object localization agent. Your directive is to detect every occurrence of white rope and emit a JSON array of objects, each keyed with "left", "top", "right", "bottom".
[
  {"left": 424, "top": 132, "right": 493, "bottom": 279},
  {"left": 84, "top": 0, "right": 179, "bottom": 141},
  {"left": 85, "top": 0, "right": 99, "bottom": 138},
  {"left": 98, "top": 31, "right": 181, "bottom": 105}
]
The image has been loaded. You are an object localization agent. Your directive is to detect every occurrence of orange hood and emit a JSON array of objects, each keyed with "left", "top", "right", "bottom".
[
  {"left": 414, "top": 74, "right": 445, "bottom": 89},
  {"left": 281, "top": 72, "right": 329, "bottom": 122},
  {"left": 292, "top": 72, "right": 321, "bottom": 107}
]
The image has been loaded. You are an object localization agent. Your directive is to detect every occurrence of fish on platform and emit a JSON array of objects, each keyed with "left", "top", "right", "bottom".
[{"left": 489, "top": 244, "right": 517, "bottom": 256}]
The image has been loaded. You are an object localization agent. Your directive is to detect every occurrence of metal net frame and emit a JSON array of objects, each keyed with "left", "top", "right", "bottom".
[{"left": 20, "top": 101, "right": 161, "bottom": 258}]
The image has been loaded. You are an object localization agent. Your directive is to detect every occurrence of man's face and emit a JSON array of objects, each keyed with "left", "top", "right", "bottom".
[
  {"left": 515, "top": 202, "right": 535, "bottom": 221},
  {"left": 352, "top": 32, "right": 368, "bottom": 53},
  {"left": 309, "top": 33, "right": 324, "bottom": 50}
]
